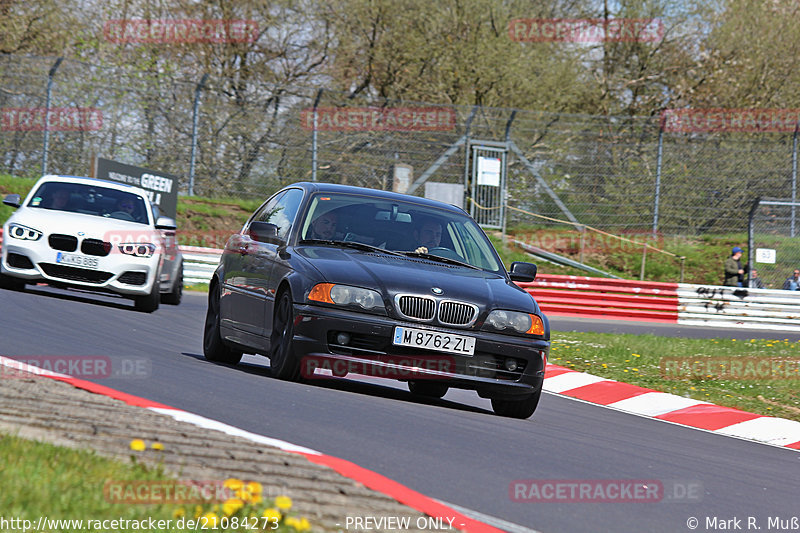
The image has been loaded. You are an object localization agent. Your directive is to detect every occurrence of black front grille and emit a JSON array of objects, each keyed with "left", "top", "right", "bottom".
[
  {"left": 48, "top": 234, "right": 78, "bottom": 251},
  {"left": 81, "top": 238, "right": 112, "bottom": 256},
  {"left": 39, "top": 263, "right": 113, "bottom": 284},
  {"left": 7, "top": 253, "right": 34, "bottom": 269},
  {"left": 396, "top": 295, "right": 436, "bottom": 320},
  {"left": 439, "top": 301, "right": 478, "bottom": 325},
  {"left": 118, "top": 271, "right": 147, "bottom": 285}
]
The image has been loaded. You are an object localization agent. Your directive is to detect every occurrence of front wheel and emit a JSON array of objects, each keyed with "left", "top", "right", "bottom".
[
  {"left": 134, "top": 273, "right": 160, "bottom": 313},
  {"left": 491, "top": 389, "right": 542, "bottom": 419},
  {"left": 161, "top": 263, "right": 183, "bottom": 305},
  {"left": 0, "top": 272, "right": 25, "bottom": 291},
  {"left": 269, "top": 289, "right": 300, "bottom": 381},
  {"left": 203, "top": 282, "right": 242, "bottom": 364}
]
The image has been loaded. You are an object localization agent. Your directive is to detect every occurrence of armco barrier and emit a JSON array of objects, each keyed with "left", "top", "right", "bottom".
[
  {"left": 523, "top": 274, "right": 800, "bottom": 331},
  {"left": 520, "top": 274, "right": 680, "bottom": 323}
]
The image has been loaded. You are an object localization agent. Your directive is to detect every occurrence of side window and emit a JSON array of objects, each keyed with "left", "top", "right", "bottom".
[{"left": 252, "top": 188, "right": 304, "bottom": 240}]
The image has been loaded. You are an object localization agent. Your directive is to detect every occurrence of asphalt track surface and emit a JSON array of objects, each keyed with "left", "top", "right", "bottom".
[{"left": 2, "top": 286, "right": 799, "bottom": 533}]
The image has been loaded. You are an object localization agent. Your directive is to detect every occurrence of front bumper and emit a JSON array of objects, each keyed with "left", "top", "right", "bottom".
[
  {"left": 292, "top": 303, "right": 548, "bottom": 399},
  {"left": 1, "top": 237, "right": 159, "bottom": 296}
]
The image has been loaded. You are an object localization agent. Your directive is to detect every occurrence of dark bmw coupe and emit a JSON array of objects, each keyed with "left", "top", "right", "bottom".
[{"left": 203, "top": 182, "right": 549, "bottom": 418}]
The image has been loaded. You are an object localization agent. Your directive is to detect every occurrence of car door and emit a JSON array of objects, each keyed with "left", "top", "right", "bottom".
[
  {"left": 221, "top": 191, "right": 287, "bottom": 336},
  {"left": 221, "top": 188, "right": 304, "bottom": 339}
]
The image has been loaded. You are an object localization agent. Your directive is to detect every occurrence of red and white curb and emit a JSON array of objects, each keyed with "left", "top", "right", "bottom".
[
  {"left": 543, "top": 362, "right": 800, "bottom": 450},
  {"left": 0, "top": 355, "right": 506, "bottom": 533}
]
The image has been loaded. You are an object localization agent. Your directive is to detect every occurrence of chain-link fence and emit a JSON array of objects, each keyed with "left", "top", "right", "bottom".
[
  {"left": 3, "top": 54, "right": 800, "bottom": 237},
  {"left": 749, "top": 199, "right": 800, "bottom": 290}
]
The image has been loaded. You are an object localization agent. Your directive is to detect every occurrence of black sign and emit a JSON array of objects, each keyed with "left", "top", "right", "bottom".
[{"left": 94, "top": 157, "right": 179, "bottom": 219}]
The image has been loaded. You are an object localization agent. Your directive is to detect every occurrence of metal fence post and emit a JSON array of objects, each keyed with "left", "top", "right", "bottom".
[
  {"left": 792, "top": 123, "right": 798, "bottom": 237},
  {"left": 188, "top": 73, "right": 208, "bottom": 197},
  {"left": 747, "top": 197, "right": 760, "bottom": 286},
  {"left": 41, "top": 57, "right": 63, "bottom": 176},
  {"left": 652, "top": 119, "right": 664, "bottom": 235},
  {"left": 311, "top": 89, "right": 323, "bottom": 182}
]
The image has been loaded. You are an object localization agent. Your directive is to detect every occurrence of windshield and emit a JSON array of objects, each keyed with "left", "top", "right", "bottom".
[
  {"left": 299, "top": 192, "right": 503, "bottom": 273},
  {"left": 27, "top": 182, "right": 150, "bottom": 225}
]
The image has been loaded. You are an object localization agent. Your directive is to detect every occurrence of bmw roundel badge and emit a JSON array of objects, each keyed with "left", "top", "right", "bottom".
[{"left": 432, "top": 287, "right": 443, "bottom": 295}]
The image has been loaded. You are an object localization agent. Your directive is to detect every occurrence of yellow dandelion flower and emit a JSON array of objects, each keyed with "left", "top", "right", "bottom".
[
  {"left": 246, "top": 481, "right": 263, "bottom": 494},
  {"left": 151, "top": 442, "right": 164, "bottom": 451},
  {"left": 275, "top": 495, "right": 293, "bottom": 512},
  {"left": 222, "top": 498, "right": 245, "bottom": 516},
  {"left": 201, "top": 512, "right": 218, "bottom": 528},
  {"left": 172, "top": 508, "right": 185, "bottom": 519},
  {"left": 262, "top": 508, "right": 281, "bottom": 523},
  {"left": 249, "top": 493, "right": 263, "bottom": 504},
  {"left": 223, "top": 478, "right": 243, "bottom": 490},
  {"left": 602, "top": 363, "right": 607, "bottom": 368},
  {"left": 129, "top": 439, "right": 146, "bottom": 451},
  {"left": 235, "top": 488, "right": 251, "bottom": 503},
  {"left": 194, "top": 506, "right": 204, "bottom": 519},
  {"left": 632, "top": 368, "right": 639, "bottom": 372},
  {"left": 285, "top": 517, "right": 300, "bottom": 529},
  {"left": 296, "top": 517, "right": 312, "bottom": 532}
]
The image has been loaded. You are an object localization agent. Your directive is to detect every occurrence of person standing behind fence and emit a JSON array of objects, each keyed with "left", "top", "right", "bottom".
[
  {"left": 783, "top": 269, "right": 800, "bottom": 290},
  {"left": 748, "top": 268, "right": 766, "bottom": 289},
  {"left": 723, "top": 247, "right": 747, "bottom": 287}
]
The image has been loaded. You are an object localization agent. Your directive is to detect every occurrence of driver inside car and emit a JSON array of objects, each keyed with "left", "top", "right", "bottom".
[{"left": 413, "top": 217, "right": 442, "bottom": 254}]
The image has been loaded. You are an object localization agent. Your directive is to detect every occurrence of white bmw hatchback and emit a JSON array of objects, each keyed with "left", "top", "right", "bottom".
[{"left": 1, "top": 175, "right": 183, "bottom": 312}]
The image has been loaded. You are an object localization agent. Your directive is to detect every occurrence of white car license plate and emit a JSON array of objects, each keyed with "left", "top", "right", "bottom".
[
  {"left": 392, "top": 326, "right": 476, "bottom": 355},
  {"left": 56, "top": 252, "right": 99, "bottom": 269}
]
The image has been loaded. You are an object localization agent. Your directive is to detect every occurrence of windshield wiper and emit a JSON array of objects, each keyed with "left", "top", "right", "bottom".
[
  {"left": 299, "top": 239, "right": 405, "bottom": 256},
  {"left": 401, "top": 251, "right": 482, "bottom": 270}
]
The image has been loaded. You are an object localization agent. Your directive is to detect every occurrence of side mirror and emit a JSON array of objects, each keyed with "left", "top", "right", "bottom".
[
  {"left": 155, "top": 216, "right": 177, "bottom": 231},
  {"left": 3, "top": 194, "right": 21, "bottom": 208},
  {"left": 509, "top": 261, "right": 537, "bottom": 283},
  {"left": 248, "top": 221, "right": 281, "bottom": 243}
]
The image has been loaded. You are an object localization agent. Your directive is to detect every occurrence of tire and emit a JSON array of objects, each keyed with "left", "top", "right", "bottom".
[
  {"left": 161, "top": 262, "right": 183, "bottom": 305},
  {"left": 491, "top": 389, "right": 542, "bottom": 419},
  {"left": 203, "top": 282, "right": 242, "bottom": 364},
  {"left": 408, "top": 380, "right": 449, "bottom": 399},
  {"left": 134, "top": 273, "right": 160, "bottom": 313},
  {"left": 269, "top": 289, "right": 300, "bottom": 381},
  {"left": 0, "top": 272, "right": 25, "bottom": 291}
]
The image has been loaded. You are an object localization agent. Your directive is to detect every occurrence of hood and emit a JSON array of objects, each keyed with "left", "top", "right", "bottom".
[{"left": 295, "top": 246, "right": 540, "bottom": 314}]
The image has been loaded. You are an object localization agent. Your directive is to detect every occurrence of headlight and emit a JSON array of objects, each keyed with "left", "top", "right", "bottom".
[
  {"left": 485, "top": 309, "right": 544, "bottom": 335},
  {"left": 308, "top": 283, "right": 384, "bottom": 311},
  {"left": 8, "top": 223, "right": 42, "bottom": 241},
  {"left": 118, "top": 243, "right": 157, "bottom": 258}
]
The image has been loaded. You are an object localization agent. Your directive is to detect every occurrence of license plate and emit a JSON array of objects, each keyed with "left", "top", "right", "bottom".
[
  {"left": 392, "top": 326, "right": 476, "bottom": 355},
  {"left": 56, "top": 252, "right": 99, "bottom": 269}
]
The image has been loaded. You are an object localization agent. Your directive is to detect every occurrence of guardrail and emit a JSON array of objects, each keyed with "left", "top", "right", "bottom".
[
  {"left": 179, "top": 245, "right": 221, "bottom": 284},
  {"left": 522, "top": 274, "right": 800, "bottom": 331}
]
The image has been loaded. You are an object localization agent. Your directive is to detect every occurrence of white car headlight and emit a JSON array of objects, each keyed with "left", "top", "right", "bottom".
[
  {"left": 485, "top": 309, "right": 544, "bottom": 335},
  {"left": 118, "top": 243, "right": 157, "bottom": 258},
  {"left": 8, "top": 223, "right": 42, "bottom": 241},
  {"left": 308, "top": 283, "right": 384, "bottom": 311}
]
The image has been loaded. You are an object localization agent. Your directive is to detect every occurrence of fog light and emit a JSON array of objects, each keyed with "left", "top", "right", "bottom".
[
  {"left": 336, "top": 332, "right": 351, "bottom": 345},
  {"left": 504, "top": 358, "right": 518, "bottom": 372}
]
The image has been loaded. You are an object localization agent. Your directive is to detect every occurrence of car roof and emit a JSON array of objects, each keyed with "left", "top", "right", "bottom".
[
  {"left": 36, "top": 175, "right": 150, "bottom": 199},
  {"left": 288, "top": 181, "right": 467, "bottom": 214}
]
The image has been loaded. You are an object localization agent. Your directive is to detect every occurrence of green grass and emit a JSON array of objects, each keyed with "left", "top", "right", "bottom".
[
  {"left": 0, "top": 433, "right": 183, "bottom": 532},
  {"left": 549, "top": 330, "right": 800, "bottom": 422},
  {"left": 0, "top": 432, "right": 313, "bottom": 532}
]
